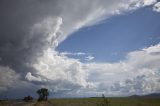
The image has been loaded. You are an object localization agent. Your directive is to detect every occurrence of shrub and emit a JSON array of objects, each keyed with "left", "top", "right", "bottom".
[{"left": 23, "top": 96, "right": 33, "bottom": 102}]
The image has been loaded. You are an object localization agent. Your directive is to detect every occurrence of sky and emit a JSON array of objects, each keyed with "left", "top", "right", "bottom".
[
  {"left": 57, "top": 6, "right": 160, "bottom": 62},
  {"left": 0, "top": 0, "right": 160, "bottom": 99}
]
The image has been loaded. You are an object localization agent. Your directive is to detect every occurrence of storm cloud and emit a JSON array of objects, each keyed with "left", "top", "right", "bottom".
[{"left": 0, "top": 0, "right": 159, "bottom": 98}]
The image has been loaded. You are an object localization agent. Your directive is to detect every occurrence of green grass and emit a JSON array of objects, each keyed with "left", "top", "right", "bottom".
[
  {"left": 49, "top": 97, "right": 160, "bottom": 106},
  {"left": 0, "top": 97, "right": 160, "bottom": 106},
  {"left": 0, "top": 100, "right": 36, "bottom": 106}
]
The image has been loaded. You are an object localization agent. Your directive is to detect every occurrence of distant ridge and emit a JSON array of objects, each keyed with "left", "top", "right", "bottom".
[
  {"left": 129, "top": 93, "right": 160, "bottom": 98},
  {"left": 144, "top": 93, "right": 160, "bottom": 97}
]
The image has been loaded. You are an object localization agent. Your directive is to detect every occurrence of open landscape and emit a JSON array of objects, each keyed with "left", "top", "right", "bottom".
[
  {"left": 49, "top": 97, "right": 160, "bottom": 106},
  {"left": 1, "top": 96, "right": 160, "bottom": 106},
  {"left": 1, "top": 0, "right": 160, "bottom": 106}
]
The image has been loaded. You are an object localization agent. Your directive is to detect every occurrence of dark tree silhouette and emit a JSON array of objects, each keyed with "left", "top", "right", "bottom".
[
  {"left": 36, "top": 88, "right": 49, "bottom": 101},
  {"left": 97, "top": 94, "right": 110, "bottom": 106},
  {"left": 23, "top": 96, "right": 33, "bottom": 102}
]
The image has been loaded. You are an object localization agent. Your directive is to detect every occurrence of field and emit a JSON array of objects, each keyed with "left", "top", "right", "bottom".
[
  {"left": 50, "top": 97, "right": 160, "bottom": 106},
  {"left": 0, "top": 97, "right": 160, "bottom": 106},
  {"left": 49, "top": 97, "right": 160, "bottom": 106}
]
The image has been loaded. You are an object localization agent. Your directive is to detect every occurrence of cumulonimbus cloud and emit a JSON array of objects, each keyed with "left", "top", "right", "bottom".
[{"left": 0, "top": 0, "right": 159, "bottom": 98}]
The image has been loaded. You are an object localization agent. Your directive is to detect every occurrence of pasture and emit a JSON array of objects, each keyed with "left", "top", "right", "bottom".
[
  {"left": 0, "top": 97, "right": 160, "bottom": 106},
  {"left": 49, "top": 97, "right": 160, "bottom": 106}
]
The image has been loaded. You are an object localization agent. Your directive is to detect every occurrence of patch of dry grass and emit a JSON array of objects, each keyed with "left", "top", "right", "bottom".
[{"left": 49, "top": 97, "right": 160, "bottom": 106}]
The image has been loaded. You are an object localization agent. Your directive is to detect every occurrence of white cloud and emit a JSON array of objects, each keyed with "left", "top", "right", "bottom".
[
  {"left": 85, "top": 56, "right": 95, "bottom": 61},
  {"left": 60, "top": 52, "right": 86, "bottom": 56},
  {"left": 28, "top": 48, "right": 92, "bottom": 91},
  {"left": 22, "top": 43, "right": 160, "bottom": 97},
  {"left": 84, "top": 43, "right": 160, "bottom": 96},
  {"left": 31, "top": 17, "right": 63, "bottom": 48},
  {"left": 143, "top": 0, "right": 157, "bottom": 6},
  {"left": 153, "top": 2, "right": 160, "bottom": 12},
  {"left": 25, "top": 72, "right": 42, "bottom": 82},
  {"left": 143, "top": 44, "right": 160, "bottom": 53},
  {"left": 76, "top": 52, "right": 86, "bottom": 56},
  {"left": 37, "top": 0, "right": 158, "bottom": 47}
]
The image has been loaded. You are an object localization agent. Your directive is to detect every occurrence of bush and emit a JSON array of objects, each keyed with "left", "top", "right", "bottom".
[{"left": 23, "top": 96, "right": 33, "bottom": 102}]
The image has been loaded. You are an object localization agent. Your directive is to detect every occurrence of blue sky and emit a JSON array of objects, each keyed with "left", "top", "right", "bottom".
[{"left": 57, "top": 6, "right": 160, "bottom": 62}]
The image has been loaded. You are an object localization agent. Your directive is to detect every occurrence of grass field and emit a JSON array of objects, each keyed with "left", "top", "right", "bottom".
[
  {"left": 49, "top": 97, "right": 160, "bottom": 106},
  {"left": 0, "top": 97, "right": 160, "bottom": 106}
]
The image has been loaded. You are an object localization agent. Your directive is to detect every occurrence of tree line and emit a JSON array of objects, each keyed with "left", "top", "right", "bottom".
[{"left": 23, "top": 88, "right": 49, "bottom": 102}]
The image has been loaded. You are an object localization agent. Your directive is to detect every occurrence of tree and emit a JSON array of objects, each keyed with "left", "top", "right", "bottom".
[
  {"left": 97, "top": 94, "right": 110, "bottom": 106},
  {"left": 36, "top": 88, "right": 49, "bottom": 101},
  {"left": 23, "top": 96, "right": 33, "bottom": 102}
]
